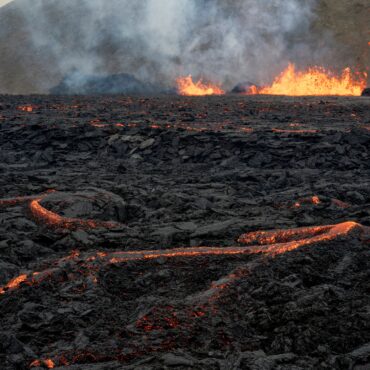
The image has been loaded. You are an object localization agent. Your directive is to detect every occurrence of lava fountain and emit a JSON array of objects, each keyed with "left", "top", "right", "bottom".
[
  {"left": 247, "top": 63, "right": 367, "bottom": 96},
  {"left": 177, "top": 75, "right": 225, "bottom": 96}
]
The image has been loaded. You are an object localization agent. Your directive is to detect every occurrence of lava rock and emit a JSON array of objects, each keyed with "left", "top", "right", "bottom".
[{"left": 231, "top": 81, "right": 258, "bottom": 94}]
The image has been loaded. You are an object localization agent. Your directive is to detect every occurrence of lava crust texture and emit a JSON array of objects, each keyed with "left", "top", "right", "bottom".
[{"left": 0, "top": 95, "right": 370, "bottom": 369}]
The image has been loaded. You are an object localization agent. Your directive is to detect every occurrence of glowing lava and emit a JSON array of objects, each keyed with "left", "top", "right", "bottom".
[
  {"left": 248, "top": 64, "right": 367, "bottom": 96},
  {"left": 1, "top": 221, "right": 367, "bottom": 297},
  {"left": 17, "top": 105, "right": 35, "bottom": 112},
  {"left": 29, "top": 197, "right": 119, "bottom": 231},
  {"left": 177, "top": 76, "right": 225, "bottom": 96},
  {"left": 30, "top": 359, "right": 55, "bottom": 369},
  {"left": 238, "top": 221, "right": 362, "bottom": 255}
]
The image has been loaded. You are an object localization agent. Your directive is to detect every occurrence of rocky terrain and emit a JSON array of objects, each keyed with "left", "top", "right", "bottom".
[{"left": 0, "top": 95, "right": 370, "bottom": 369}]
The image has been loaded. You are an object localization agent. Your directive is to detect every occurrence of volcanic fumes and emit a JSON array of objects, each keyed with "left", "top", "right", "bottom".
[{"left": 3, "top": 0, "right": 369, "bottom": 95}]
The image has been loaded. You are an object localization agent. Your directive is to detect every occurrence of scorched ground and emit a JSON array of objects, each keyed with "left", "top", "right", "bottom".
[{"left": 0, "top": 95, "right": 370, "bottom": 370}]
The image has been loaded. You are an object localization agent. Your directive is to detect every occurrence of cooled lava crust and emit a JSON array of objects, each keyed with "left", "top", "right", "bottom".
[{"left": 0, "top": 95, "right": 370, "bottom": 370}]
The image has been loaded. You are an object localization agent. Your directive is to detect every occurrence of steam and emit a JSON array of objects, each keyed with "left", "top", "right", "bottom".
[{"left": 13, "top": 0, "right": 317, "bottom": 91}]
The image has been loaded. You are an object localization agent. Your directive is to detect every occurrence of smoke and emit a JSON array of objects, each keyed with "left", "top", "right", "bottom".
[{"left": 12, "top": 0, "right": 318, "bottom": 91}]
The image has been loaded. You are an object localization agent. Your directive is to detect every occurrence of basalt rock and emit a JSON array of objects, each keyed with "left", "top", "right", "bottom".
[{"left": 231, "top": 81, "right": 258, "bottom": 94}]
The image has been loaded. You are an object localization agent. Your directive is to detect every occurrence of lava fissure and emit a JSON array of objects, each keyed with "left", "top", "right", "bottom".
[{"left": 1, "top": 221, "right": 367, "bottom": 297}]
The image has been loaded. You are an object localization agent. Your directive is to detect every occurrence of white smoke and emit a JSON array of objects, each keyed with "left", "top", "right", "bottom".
[{"left": 12, "top": 0, "right": 316, "bottom": 91}]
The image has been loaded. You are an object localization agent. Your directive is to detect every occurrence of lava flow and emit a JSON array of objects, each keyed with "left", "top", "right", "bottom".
[
  {"left": 1, "top": 221, "right": 367, "bottom": 297},
  {"left": 177, "top": 75, "right": 225, "bottom": 96},
  {"left": 29, "top": 198, "right": 119, "bottom": 230},
  {"left": 247, "top": 63, "right": 367, "bottom": 96}
]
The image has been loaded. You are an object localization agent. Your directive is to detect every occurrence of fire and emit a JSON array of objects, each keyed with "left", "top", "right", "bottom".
[
  {"left": 177, "top": 75, "right": 225, "bottom": 96},
  {"left": 248, "top": 63, "right": 367, "bottom": 96}
]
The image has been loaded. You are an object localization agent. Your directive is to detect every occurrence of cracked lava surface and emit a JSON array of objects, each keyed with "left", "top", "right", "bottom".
[{"left": 0, "top": 95, "right": 370, "bottom": 369}]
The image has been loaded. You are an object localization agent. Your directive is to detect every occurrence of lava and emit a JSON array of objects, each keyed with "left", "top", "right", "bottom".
[
  {"left": 293, "top": 195, "right": 321, "bottom": 208},
  {"left": 247, "top": 64, "right": 367, "bottom": 96},
  {"left": 17, "top": 105, "right": 35, "bottom": 112},
  {"left": 238, "top": 221, "right": 362, "bottom": 255},
  {"left": 0, "top": 274, "right": 28, "bottom": 295},
  {"left": 30, "top": 359, "right": 55, "bottom": 369},
  {"left": 177, "top": 75, "right": 225, "bottom": 96},
  {"left": 29, "top": 197, "right": 119, "bottom": 231},
  {"left": 1, "top": 221, "right": 367, "bottom": 298},
  {"left": 272, "top": 128, "right": 319, "bottom": 134}
]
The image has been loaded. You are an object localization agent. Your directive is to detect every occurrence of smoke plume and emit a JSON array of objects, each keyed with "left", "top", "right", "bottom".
[{"left": 4, "top": 0, "right": 354, "bottom": 93}]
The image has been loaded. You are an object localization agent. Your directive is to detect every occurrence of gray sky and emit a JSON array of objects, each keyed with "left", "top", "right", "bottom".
[{"left": 0, "top": 0, "right": 13, "bottom": 7}]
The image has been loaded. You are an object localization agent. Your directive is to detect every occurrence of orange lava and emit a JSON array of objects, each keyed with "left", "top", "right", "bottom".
[
  {"left": 247, "top": 64, "right": 367, "bottom": 96},
  {"left": 0, "top": 274, "right": 27, "bottom": 295},
  {"left": 0, "top": 222, "right": 367, "bottom": 298},
  {"left": 176, "top": 76, "right": 225, "bottom": 96},
  {"left": 238, "top": 221, "right": 361, "bottom": 255},
  {"left": 17, "top": 105, "right": 35, "bottom": 112},
  {"left": 294, "top": 195, "right": 322, "bottom": 208},
  {"left": 29, "top": 198, "right": 119, "bottom": 231},
  {"left": 30, "top": 359, "right": 55, "bottom": 369}
]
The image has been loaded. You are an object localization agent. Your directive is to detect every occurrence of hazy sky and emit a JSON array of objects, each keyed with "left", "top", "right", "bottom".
[{"left": 0, "top": 0, "right": 12, "bottom": 6}]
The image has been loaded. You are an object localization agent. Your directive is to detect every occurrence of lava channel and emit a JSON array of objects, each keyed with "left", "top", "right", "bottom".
[{"left": 1, "top": 221, "right": 368, "bottom": 297}]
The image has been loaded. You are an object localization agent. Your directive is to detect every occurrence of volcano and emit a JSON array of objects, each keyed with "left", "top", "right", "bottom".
[{"left": 1, "top": 1, "right": 370, "bottom": 369}]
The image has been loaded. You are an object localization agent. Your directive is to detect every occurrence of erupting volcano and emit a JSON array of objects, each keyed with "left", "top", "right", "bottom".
[
  {"left": 1, "top": 1, "right": 370, "bottom": 369},
  {"left": 247, "top": 63, "right": 367, "bottom": 96}
]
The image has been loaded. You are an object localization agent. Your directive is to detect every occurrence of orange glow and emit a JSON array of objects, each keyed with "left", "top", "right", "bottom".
[
  {"left": 30, "top": 359, "right": 55, "bottom": 369},
  {"left": 17, "top": 105, "right": 34, "bottom": 112},
  {"left": 238, "top": 221, "right": 360, "bottom": 255},
  {"left": 0, "top": 221, "right": 368, "bottom": 298},
  {"left": 176, "top": 75, "right": 225, "bottom": 96},
  {"left": 29, "top": 198, "right": 119, "bottom": 231},
  {"left": 44, "top": 359, "right": 55, "bottom": 368},
  {"left": 0, "top": 274, "right": 27, "bottom": 295},
  {"left": 248, "top": 64, "right": 367, "bottom": 96}
]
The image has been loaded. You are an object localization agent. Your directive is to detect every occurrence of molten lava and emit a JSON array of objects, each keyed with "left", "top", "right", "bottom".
[
  {"left": 248, "top": 64, "right": 367, "bottom": 96},
  {"left": 29, "top": 198, "right": 119, "bottom": 231},
  {"left": 177, "top": 76, "right": 225, "bottom": 96},
  {"left": 30, "top": 359, "right": 55, "bottom": 369},
  {"left": 238, "top": 221, "right": 361, "bottom": 255}
]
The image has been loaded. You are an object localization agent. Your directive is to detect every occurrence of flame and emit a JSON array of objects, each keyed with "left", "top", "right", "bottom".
[
  {"left": 248, "top": 63, "right": 367, "bottom": 96},
  {"left": 177, "top": 75, "right": 225, "bottom": 96}
]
